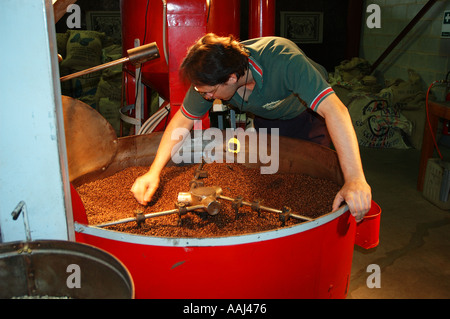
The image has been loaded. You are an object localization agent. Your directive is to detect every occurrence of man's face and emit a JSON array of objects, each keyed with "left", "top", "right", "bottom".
[{"left": 194, "top": 75, "right": 240, "bottom": 101}]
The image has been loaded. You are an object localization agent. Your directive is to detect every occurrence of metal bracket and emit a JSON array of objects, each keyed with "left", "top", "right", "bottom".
[
  {"left": 176, "top": 202, "right": 188, "bottom": 226},
  {"left": 11, "top": 201, "right": 31, "bottom": 242},
  {"left": 232, "top": 196, "right": 244, "bottom": 220},
  {"left": 280, "top": 206, "right": 291, "bottom": 227},
  {"left": 190, "top": 160, "right": 208, "bottom": 190},
  {"left": 135, "top": 210, "right": 146, "bottom": 228},
  {"left": 251, "top": 199, "right": 261, "bottom": 217}
]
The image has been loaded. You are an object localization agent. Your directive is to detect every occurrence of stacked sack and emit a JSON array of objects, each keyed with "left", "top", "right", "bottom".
[
  {"left": 58, "top": 30, "right": 124, "bottom": 135},
  {"left": 379, "top": 70, "right": 427, "bottom": 149},
  {"left": 329, "top": 58, "right": 426, "bottom": 150},
  {"left": 95, "top": 44, "right": 123, "bottom": 136},
  {"left": 60, "top": 30, "right": 105, "bottom": 108}
]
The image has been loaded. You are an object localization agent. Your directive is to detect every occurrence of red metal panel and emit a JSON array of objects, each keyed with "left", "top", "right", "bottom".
[
  {"left": 121, "top": 0, "right": 170, "bottom": 100},
  {"left": 70, "top": 183, "right": 88, "bottom": 225},
  {"left": 166, "top": 0, "right": 207, "bottom": 106},
  {"left": 355, "top": 201, "right": 381, "bottom": 249}
]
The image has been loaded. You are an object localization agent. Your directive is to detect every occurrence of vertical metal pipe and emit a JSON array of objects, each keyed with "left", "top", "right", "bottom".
[{"left": 249, "top": 0, "right": 276, "bottom": 39}]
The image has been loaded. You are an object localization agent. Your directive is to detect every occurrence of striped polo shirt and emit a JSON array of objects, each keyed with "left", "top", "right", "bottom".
[{"left": 181, "top": 36, "right": 334, "bottom": 121}]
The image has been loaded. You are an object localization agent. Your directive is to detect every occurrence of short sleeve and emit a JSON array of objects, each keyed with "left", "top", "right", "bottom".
[
  {"left": 181, "top": 86, "right": 213, "bottom": 120},
  {"left": 283, "top": 53, "right": 334, "bottom": 112}
]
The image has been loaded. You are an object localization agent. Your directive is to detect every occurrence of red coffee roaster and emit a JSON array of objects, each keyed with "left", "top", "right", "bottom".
[
  {"left": 69, "top": 130, "right": 380, "bottom": 299},
  {"left": 65, "top": 96, "right": 381, "bottom": 299},
  {"left": 65, "top": 0, "right": 381, "bottom": 299}
]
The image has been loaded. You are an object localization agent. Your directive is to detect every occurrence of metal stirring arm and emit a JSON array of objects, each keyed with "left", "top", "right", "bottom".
[
  {"left": 94, "top": 184, "right": 313, "bottom": 229},
  {"left": 94, "top": 204, "right": 207, "bottom": 228},
  {"left": 94, "top": 185, "right": 224, "bottom": 229},
  {"left": 217, "top": 194, "right": 314, "bottom": 223}
]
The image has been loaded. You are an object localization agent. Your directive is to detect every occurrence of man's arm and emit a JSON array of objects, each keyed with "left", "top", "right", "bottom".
[
  {"left": 131, "top": 108, "right": 194, "bottom": 205},
  {"left": 315, "top": 93, "right": 372, "bottom": 221}
]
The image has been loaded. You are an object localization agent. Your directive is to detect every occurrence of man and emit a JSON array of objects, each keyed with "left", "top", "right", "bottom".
[{"left": 131, "top": 33, "right": 371, "bottom": 222}]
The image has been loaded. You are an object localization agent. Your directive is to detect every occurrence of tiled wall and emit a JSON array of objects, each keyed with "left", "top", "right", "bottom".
[{"left": 360, "top": 0, "right": 450, "bottom": 98}]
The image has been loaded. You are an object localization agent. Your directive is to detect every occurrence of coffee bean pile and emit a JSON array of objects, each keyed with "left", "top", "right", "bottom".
[{"left": 76, "top": 163, "right": 341, "bottom": 238}]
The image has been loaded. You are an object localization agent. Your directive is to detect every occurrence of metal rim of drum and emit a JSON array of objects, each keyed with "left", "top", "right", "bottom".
[{"left": 0, "top": 240, "right": 134, "bottom": 299}]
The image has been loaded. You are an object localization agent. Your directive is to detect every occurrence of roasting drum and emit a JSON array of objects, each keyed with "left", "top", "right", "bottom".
[{"left": 65, "top": 96, "right": 380, "bottom": 299}]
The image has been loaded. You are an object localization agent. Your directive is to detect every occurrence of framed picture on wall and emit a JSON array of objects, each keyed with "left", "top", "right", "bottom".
[
  {"left": 280, "top": 12, "right": 323, "bottom": 44},
  {"left": 86, "top": 11, "right": 121, "bottom": 43}
]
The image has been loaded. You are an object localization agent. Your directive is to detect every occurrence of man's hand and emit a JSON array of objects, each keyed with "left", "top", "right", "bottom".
[
  {"left": 130, "top": 108, "right": 195, "bottom": 206},
  {"left": 130, "top": 171, "right": 160, "bottom": 206},
  {"left": 332, "top": 178, "right": 372, "bottom": 222}
]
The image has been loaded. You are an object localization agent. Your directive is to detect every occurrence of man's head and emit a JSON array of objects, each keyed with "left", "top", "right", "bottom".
[{"left": 180, "top": 33, "right": 249, "bottom": 100}]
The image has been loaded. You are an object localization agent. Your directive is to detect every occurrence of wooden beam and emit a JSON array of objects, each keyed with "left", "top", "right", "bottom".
[
  {"left": 369, "top": 0, "right": 437, "bottom": 74},
  {"left": 346, "top": 0, "right": 364, "bottom": 60},
  {"left": 53, "top": 0, "right": 78, "bottom": 23}
]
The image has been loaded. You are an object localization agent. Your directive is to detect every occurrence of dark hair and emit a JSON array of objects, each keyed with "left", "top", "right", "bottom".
[{"left": 179, "top": 33, "right": 249, "bottom": 86}]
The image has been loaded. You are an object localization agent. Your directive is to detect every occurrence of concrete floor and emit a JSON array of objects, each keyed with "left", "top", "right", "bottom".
[{"left": 347, "top": 147, "right": 450, "bottom": 299}]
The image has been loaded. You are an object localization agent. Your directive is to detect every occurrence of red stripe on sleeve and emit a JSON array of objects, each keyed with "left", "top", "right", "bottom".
[
  {"left": 310, "top": 87, "right": 334, "bottom": 111},
  {"left": 181, "top": 105, "right": 203, "bottom": 120}
]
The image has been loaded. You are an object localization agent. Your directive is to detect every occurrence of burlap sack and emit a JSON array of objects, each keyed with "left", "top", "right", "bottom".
[
  {"left": 94, "top": 45, "right": 123, "bottom": 107},
  {"left": 348, "top": 93, "right": 412, "bottom": 149},
  {"left": 380, "top": 69, "right": 425, "bottom": 110},
  {"left": 56, "top": 31, "right": 69, "bottom": 58},
  {"left": 61, "top": 30, "right": 105, "bottom": 69},
  {"left": 98, "top": 97, "right": 121, "bottom": 135},
  {"left": 70, "top": 68, "right": 102, "bottom": 102}
]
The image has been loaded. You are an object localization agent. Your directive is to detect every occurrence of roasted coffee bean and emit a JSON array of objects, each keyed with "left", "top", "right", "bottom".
[{"left": 76, "top": 163, "right": 340, "bottom": 238}]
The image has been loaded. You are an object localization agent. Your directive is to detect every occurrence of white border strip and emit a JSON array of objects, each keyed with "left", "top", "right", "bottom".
[{"left": 74, "top": 205, "right": 348, "bottom": 247}]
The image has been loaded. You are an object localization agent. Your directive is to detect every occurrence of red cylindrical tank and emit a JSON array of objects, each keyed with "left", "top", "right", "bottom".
[
  {"left": 70, "top": 133, "right": 381, "bottom": 299},
  {"left": 248, "top": 0, "right": 276, "bottom": 39},
  {"left": 74, "top": 207, "right": 358, "bottom": 299},
  {"left": 206, "top": 0, "right": 241, "bottom": 38}
]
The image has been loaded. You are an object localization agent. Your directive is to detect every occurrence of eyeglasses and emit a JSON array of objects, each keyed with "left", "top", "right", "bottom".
[{"left": 194, "top": 84, "right": 220, "bottom": 99}]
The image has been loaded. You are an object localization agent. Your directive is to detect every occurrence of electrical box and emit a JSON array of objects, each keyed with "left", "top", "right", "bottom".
[
  {"left": 423, "top": 158, "right": 450, "bottom": 210},
  {"left": 441, "top": 10, "right": 450, "bottom": 38}
]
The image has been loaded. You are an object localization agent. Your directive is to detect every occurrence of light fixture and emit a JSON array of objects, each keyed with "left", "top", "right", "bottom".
[{"left": 60, "top": 42, "right": 160, "bottom": 82}]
